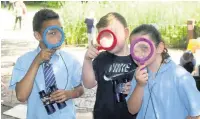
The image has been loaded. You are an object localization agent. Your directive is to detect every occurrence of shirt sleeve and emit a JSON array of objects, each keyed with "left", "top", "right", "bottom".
[
  {"left": 71, "top": 58, "right": 82, "bottom": 88},
  {"left": 177, "top": 67, "right": 200, "bottom": 116},
  {"left": 9, "top": 57, "right": 27, "bottom": 90}
]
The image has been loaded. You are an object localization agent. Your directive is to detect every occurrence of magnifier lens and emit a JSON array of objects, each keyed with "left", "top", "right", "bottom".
[
  {"left": 45, "top": 29, "right": 62, "bottom": 45},
  {"left": 99, "top": 31, "right": 114, "bottom": 48},
  {"left": 133, "top": 41, "right": 151, "bottom": 59}
]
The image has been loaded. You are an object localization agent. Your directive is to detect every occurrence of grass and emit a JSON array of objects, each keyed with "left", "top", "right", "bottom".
[{"left": 59, "top": 1, "right": 200, "bottom": 48}]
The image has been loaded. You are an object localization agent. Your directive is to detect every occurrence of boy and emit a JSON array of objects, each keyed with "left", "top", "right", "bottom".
[
  {"left": 82, "top": 12, "right": 137, "bottom": 119},
  {"left": 9, "top": 9, "right": 84, "bottom": 119}
]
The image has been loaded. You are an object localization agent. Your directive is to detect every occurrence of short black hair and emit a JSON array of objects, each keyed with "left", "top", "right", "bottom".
[
  {"left": 32, "top": 9, "right": 59, "bottom": 32},
  {"left": 183, "top": 62, "right": 195, "bottom": 73}
]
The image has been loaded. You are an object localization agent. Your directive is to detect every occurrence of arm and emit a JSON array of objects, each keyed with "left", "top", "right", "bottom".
[
  {"left": 127, "top": 65, "right": 148, "bottom": 114},
  {"left": 82, "top": 59, "right": 97, "bottom": 89},
  {"left": 15, "top": 56, "right": 40, "bottom": 102},
  {"left": 127, "top": 84, "right": 144, "bottom": 115},
  {"left": 65, "top": 84, "right": 84, "bottom": 99},
  {"left": 82, "top": 45, "right": 99, "bottom": 89},
  {"left": 21, "top": 2, "right": 27, "bottom": 15},
  {"left": 70, "top": 84, "right": 84, "bottom": 98},
  {"left": 15, "top": 49, "right": 55, "bottom": 102},
  {"left": 13, "top": 7, "right": 16, "bottom": 15},
  {"left": 50, "top": 84, "right": 84, "bottom": 103}
]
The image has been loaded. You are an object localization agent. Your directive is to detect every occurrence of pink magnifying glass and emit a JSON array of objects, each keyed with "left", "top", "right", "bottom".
[{"left": 130, "top": 37, "right": 154, "bottom": 68}]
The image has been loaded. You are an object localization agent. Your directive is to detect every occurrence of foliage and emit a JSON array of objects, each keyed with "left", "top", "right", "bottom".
[{"left": 59, "top": 1, "right": 200, "bottom": 48}]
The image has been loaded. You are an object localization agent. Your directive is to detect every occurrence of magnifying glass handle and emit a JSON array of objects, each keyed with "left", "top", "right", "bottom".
[
  {"left": 140, "top": 62, "right": 146, "bottom": 70},
  {"left": 141, "top": 67, "right": 147, "bottom": 71}
]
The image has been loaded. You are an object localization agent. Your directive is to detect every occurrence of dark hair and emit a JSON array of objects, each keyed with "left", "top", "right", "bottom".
[
  {"left": 130, "top": 24, "right": 170, "bottom": 63},
  {"left": 181, "top": 50, "right": 194, "bottom": 63},
  {"left": 183, "top": 62, "right": 195, "bottom": 73},
  {"left": 33, "top": 9, "right": 59, "bottom": 32},
  {"left": 96, "top": 12, "right": 127, "bottom": 29},
  {"left": 198, "top": 65, "right": 200, "bottom": 76}
]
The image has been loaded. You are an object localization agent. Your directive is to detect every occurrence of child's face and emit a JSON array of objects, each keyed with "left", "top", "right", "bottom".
[
  {"left": 130, "top": 34, "right": 164, "bottom": 66},
  {"left": 97, "top": 19, "right": 129, "bottom": 54},
  {"left": 35, "top": 19, "right": 63, "bottom": 49}
]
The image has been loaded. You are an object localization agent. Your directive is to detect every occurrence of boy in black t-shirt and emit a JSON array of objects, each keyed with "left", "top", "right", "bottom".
[{"left": 82, "top": 12, "right": 137, "bottom": 119}]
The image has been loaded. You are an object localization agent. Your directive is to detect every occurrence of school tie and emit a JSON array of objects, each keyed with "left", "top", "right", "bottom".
[{"left": 43, "top": 62, "right": 56, "bottom": 93}]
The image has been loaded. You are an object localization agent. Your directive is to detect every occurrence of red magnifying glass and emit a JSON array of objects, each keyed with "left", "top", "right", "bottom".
[{"left": 96, "top": 29, "right": 117, "bottom": 51}]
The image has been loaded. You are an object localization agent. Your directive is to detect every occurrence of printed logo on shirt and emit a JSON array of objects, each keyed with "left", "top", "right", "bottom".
[{"left": 103, "top": 63, "right": 134, "bottom": 81}]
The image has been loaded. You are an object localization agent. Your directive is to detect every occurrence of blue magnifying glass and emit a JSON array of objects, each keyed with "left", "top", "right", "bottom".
[{"left": 42, "top": 25, "right": 65, "bottom": 49}]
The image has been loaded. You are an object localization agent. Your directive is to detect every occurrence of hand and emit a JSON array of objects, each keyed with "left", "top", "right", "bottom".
[
  {"left": 84, "top": 45, "right": 99, "bottom": 60},
  {"left": 122, "top": 81, "right": 131, "bottom": 94},
  {"left": 135, "top": 65, "right": 148, "bottom": 87},
  {"left": 50, "top": 89, "right": 71, "bottom": 103},
  {"left": 35, "top": 49, "right": 56, "bottom": 64},
  {"left": 187, "top": 117, "right": 192, "bottom": 119}
]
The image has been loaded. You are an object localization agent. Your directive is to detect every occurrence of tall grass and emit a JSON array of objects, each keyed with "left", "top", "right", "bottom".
[{"left": 59, "top": 1, "right": 200, "bottom": 48}]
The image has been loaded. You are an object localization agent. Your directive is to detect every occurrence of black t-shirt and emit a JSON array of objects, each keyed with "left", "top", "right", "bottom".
[{"left": 92, "top": 51, "right": 137, "bottom": 119}]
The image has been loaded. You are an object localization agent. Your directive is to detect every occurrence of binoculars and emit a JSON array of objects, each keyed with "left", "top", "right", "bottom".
[
  {"left": 112, "top": 78, "right": 130, "bottom": 103},
  {"left": 39, "top": 85, "right": 67, "bottom": 115}
]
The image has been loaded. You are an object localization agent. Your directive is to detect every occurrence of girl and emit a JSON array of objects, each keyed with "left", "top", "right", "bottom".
[{"left": 127, "top": 24, "right": 200, "bottom": 119}]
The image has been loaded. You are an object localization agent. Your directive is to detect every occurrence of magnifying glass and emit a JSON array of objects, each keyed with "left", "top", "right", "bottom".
[
  {"left": 130, "top": 37, "right": 154, "bottom": 66},
  {"left": 96, "top": 29, "right": 117, "bottom": 51},
  {"left": 42, "top": 25, "right": 65, "bottom": 49}
]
